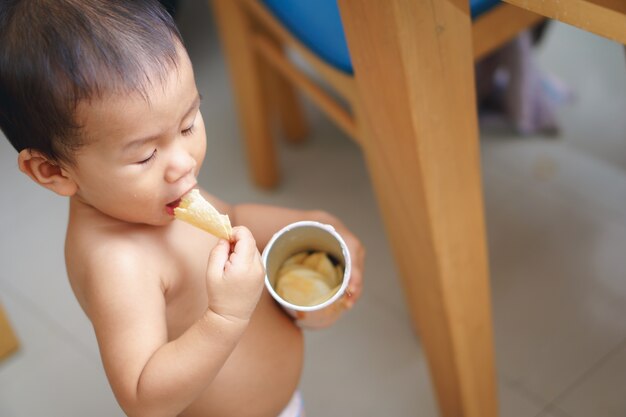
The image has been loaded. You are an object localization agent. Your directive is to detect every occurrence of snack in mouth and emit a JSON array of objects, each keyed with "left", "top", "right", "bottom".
[
  {"left": 275, "top": 251, "right": 344, "bottom": 306},
  {"left": 173, "top": 189, "right": 233, "bottom": 241}
]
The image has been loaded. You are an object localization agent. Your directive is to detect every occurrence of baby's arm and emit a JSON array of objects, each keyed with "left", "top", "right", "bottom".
[{"left": 84, "top": 227, "right": 264, "bottom": 417}]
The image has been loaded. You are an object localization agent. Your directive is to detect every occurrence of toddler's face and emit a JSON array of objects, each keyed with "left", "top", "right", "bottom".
[{"left": 64, "top": 48, "right": 207, "bottom": 226}]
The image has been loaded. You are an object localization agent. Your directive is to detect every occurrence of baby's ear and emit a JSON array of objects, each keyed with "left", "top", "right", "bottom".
[{"left": 17, "top": 149, "right": 78, "bottom": 197}]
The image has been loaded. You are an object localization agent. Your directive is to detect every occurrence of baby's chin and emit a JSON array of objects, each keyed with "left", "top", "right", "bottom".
[
  {"left": 127, "top": 210, "right": 177, "bottom": 228},
  {"left": 158, "top": 210, "right": 178, "bottom": 225}
]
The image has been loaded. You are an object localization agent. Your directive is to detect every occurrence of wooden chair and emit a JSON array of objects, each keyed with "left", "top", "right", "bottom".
[
  {"left": 0, "top": 302, "right": 19, "bottom": 362},
  {"left": 210, "top": 0, "right": 545, "bottom": 188}
]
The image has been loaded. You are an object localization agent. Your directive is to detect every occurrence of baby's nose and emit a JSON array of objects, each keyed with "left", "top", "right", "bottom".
[{"left": 165, "top": 148, "right": 196, "bottom": 183}]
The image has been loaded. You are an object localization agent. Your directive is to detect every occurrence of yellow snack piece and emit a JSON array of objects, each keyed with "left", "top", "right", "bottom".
[
  {"left": 276, "top": 269, "right": 332, "bottom": 307},
  {"left": 302, "top": 252, "right": 340, "bottom": 287},
  {"left": 302, "top": 252, "right": 325, "bottom": 269},
  {"left": 275, "top": 250, "right": 345, "bottom": 306},
  {"left": 174, "top": 189, "right": 233, "bottom": 241},
  {"left": 282, "top": 252, "right": 308, "bottom": 266},
  {"left": 309, "top": 284, "right": 341, "bottom": 306},
  {"left": 277, "top": 264, "right": 310, "bottom": 278}
]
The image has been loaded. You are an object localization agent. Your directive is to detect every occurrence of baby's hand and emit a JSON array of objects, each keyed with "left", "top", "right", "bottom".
[{"left": 205, "top": 226, "right": 265, "bottom": 322}]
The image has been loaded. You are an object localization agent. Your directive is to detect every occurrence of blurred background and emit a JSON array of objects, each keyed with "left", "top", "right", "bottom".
[{"left": 1, "top": 1, "right": 626, "bottom": 416}]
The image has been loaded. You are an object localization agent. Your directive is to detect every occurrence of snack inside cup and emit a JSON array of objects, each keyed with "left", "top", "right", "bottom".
[
  {"left": 263, "top": 221, "right": 351, "bottom": 313},
  {"left": 275, "top": 250, "right": 344, "bottom": 307}
]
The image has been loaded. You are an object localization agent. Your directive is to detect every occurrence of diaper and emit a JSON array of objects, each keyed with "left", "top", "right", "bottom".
[{"left": 277, "top": 391, "right": 305, "bottom": 417}]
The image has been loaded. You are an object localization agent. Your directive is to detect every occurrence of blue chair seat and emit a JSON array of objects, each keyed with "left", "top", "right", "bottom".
[{"left": 262, "top": 0, "right": 501, "bottom": 74}]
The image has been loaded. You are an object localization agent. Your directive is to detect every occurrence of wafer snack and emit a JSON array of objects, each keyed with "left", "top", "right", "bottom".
[
  {"left": 174, "top": 189, "right": 233, "bottom": 241},
  {"left": 275, "top": 251, "right": 343, "bottom": 307}
]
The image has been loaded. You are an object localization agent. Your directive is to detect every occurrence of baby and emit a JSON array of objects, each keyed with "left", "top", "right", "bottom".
[{"left": 0, "top": 1, "right": 364, "bottom": 416}]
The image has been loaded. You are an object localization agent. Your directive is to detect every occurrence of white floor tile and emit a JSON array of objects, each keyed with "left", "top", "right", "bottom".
[
  {"left": 537, "top": 410, "right": 573, "bottom": 417},
  {"left": 482, "top": 142, "right": 626, "bottom": 402},
  {"left": 0, "top": 295, "right": 123, "bottom": 417},
  {"left": 301, "top": 292, "right": 438, "bottom": 416},
  {"left": 498, "top": 380, "right": 545, "bottom": 417},
  {"left": 555, "top": 340, "right": 626, "bottom": 417}
]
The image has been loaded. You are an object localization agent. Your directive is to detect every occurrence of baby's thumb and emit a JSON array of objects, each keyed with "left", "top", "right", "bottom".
[{"left": 206, "top": 239, "right": 230, "bottom": 279}]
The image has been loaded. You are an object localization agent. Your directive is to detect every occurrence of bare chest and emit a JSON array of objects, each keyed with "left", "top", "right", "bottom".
[{"left": 160, "top": 224, "right": 218, "bottom": 339}]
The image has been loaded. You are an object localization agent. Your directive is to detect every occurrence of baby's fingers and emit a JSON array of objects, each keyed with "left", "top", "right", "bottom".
[
  {"left": 229, "top": 226, "right": 258, "bottom": 261},
  {"left": 206, "top": 239, "right": 230, "bottom": 278}
]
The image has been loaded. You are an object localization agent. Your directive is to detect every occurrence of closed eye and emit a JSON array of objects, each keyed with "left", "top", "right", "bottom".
[
  {"left": 181, "top": 124, "right": 195, "bottom": 137},
  {"left": 137, "top": 149, "right": 157, "bottom": 165},
  {"left": 182, "top": 109, "right": 198, "bottom": 137}
]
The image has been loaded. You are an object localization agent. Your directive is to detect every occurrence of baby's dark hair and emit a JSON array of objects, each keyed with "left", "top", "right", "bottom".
[{"left": 0, "top": 0, "right": 183, "bottom": 164}]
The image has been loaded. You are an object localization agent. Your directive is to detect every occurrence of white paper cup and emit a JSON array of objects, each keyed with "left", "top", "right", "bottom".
[{"left": 262, "top": 221, "right": 351, "bottom": 328}]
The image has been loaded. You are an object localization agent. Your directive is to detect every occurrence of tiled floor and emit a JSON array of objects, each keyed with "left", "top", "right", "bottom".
[{"left": 1, "top": 2, "right": 626, "bottom": 416}]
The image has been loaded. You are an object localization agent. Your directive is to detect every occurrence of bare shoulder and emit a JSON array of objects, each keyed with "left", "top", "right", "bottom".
[{"left": 65, "top": 223, "right": 168, "bottom": 319}]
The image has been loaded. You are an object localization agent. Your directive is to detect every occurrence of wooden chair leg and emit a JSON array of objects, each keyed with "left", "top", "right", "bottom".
[
  {"left": 339, "top": 1, "right": 497, "bottom": 416},
  {"left": 211, "top": 0, "right": 279, "bottom": 188},
  {"left": 272, "top": 78, "right": 309, "bottom": 144},
  {"left": 260, "top": 32, "right": 310, "bottom": 144},
  {"left": 0, "top": 303, "right": 19, "bottom": 362}
]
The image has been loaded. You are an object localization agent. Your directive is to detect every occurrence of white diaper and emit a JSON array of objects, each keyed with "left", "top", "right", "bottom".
[{"left": 277, "top": 390, "right": 305, "bottom": 417}]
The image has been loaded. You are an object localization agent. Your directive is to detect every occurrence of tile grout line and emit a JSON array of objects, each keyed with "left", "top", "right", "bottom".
[
  {"left": 499, "top": 373, "right": 557, "bottom": 415},
  {"left": 539, "top": 334, "right": 626, "bottom": 415},
  {"left": 534, "top": 404, "right": 573, "bottom": 417}
]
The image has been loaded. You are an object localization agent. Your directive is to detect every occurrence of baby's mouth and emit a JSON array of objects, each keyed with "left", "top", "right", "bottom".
[{"left": 166, "top": 199, "right": 181, "bottom": 216}]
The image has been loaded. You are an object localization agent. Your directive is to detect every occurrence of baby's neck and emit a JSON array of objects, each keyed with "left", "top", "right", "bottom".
[{"left": 67, "top": 196, "right": 172, "bottom": 236}]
